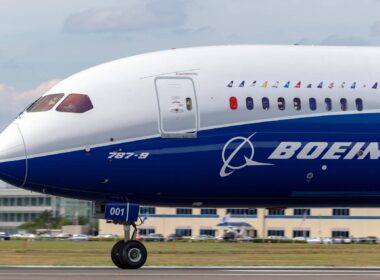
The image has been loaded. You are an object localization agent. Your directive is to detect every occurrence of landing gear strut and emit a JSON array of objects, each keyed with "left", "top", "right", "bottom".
[{"left": 111, "top": 222, "right": 147, "bottom": 269}]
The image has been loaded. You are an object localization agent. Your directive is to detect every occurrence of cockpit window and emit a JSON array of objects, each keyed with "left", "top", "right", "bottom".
[
  {"left": 27, "top": 94, "right": 64, "bottom": 112},
  {"left": 56, "top": 94, "right": 93, "bottom": 113}
]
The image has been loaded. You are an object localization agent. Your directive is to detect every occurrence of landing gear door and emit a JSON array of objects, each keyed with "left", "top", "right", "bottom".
[{"left": 155, "top": 77, "right": 198, "bottom": 138}]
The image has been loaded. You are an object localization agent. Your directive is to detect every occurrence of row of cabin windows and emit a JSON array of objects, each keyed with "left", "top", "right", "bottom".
[{"left": 230, "top": 97, "right": 364, "bottom": 112}]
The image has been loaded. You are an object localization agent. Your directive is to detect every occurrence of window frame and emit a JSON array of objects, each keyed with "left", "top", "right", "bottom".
[
  {"left": 246, "top": 97, "right": 254, "bottom": 110},
  {"left": 175, "top": 228, "right": 192, "bottom": 236},
  {"left": 226, "top": 208, "right": 257, "bottom": 216},
  {"left": 293, "top": 230, "right": 310, "bottom": 238},
  {"left": 140, "top": 207, "right": 156, "bottom": 215},
  {"left": 278, "top": 97, "right": 285, "bottom": 111},
  {"left": 176, "top": 208, "right": 192, "bottom": 215},
  {"left": 325, "top": 98, "right": 332, "bottom": 111},
  {"left": 56, "top": 93, "right": 94, "bottom": 113},
  {"left": 229, "top": 96, "right": 238, "bottom": 110},
  {"left": 200, "top": 229, "right": 216, "bottom": 236},
  {"left": 200, "top": 208, "right": 217, "bottom": 215},
  {"left": 332, "top": 208, "right": 350, "bottom": 216},
  {"left": 267, "top": 230, "right": 285, "bottom": 237},
  {"left": 293, "top": 208, "right": 311, "bottom": 216},
  {"left": 262, "top": 97, "right": 270, "bottom": 110},
  {"left": 309, "top": 98, "right": 317, "bottom": 111},
  {"left": 26, "top": 94, "right": 64, "bottom": 113},
  {"left": 139, "top": 228, "right": 155, "bottom": 235},
  {"left": 356, "top": 98, "right": 363, "bottom": 111},
  {"left": 268, "top": 209, "right": 285, "bottom": 216},
  {"left": 332, "top": 230, "right": 349, "bottom": 238},
  {"left": 293, "top": 98, "right": 301, "bottom": 111},
  {"left": 340, "top": 98, "right": 348, "bottom": 111}
]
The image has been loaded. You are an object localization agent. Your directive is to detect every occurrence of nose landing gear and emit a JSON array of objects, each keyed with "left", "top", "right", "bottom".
[
  {"left": 111, "top": 222, "right": 148, "bottom": 269},
  {"left": 101, "top": 202, "right": 147, "bottom": 269}
]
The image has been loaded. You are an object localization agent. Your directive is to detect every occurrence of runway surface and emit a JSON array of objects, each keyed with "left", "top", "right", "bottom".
[{"left": 1, "top": 267, "right": 380, "bottom": 280}]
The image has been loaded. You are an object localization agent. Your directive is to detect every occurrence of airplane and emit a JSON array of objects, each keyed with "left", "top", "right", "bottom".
[{"left": 1, "top": 44, "right": 380, "bottom": 268}]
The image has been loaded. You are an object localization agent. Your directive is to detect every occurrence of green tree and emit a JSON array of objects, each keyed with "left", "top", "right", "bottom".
[
  {"left": 78, "top": 215, "right": 89, "bottom": 225},
  {"left": 18, "top": 210, "right": 72, "bottom": 233}
]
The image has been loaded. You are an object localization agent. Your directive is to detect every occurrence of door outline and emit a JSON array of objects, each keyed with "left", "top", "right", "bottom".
[{"left": 154, "top": 77, "right": 199, "bottom": 138}]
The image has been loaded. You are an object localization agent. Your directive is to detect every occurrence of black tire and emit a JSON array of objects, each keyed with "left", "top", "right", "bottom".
[
  {"left": 111, "top": 240, "right": 127, "bottom": 269},
  {"left": 118, "top": 240, "right": 147, "bottom": 269}
]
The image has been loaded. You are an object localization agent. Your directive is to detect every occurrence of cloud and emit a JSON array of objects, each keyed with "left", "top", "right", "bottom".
[
  {"left": 14, "top": 79, "right": 61, "bottom": 104},
  {"left": 0, "top": 79, "right": 60, "bottom": 117},
  {"left": 63, "top": 1, "right": 188, "bottom": 33},
  {"left": 321, "top": 35, "right": 370, "bottom": 46}
]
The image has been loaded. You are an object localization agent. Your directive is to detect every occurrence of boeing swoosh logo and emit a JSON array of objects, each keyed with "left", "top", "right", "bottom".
[{"left": 220, "top": 133, "right": 273, "bottom": 177}]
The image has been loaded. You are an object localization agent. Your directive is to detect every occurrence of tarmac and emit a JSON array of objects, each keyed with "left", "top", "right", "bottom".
[{"left": 1, "top": 266, "right": 380, "bottom": 280}]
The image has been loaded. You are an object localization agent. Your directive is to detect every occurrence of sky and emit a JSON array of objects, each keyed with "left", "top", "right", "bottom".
[{"left": 1, "top": 0, "right": 380, "bottom": 131}]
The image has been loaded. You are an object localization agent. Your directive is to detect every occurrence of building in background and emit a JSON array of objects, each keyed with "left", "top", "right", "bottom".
[
  {"left": 0, "top": 185, "right": 92, "bottom": 233},
  {"left": 99, "top": 207, "right": 380, "bottom": 239},
  {"left": 3, "top": 181, "right": 380, "bottom": 239}
]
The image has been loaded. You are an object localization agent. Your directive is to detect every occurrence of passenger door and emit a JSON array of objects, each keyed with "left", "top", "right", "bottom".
[{"left": 155, "top": 77, "right": 198, "bottom": 138}]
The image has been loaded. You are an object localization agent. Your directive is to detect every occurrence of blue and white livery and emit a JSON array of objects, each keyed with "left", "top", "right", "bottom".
[{"left": 1, "top": 45, "right": 380, "bottom": 268}]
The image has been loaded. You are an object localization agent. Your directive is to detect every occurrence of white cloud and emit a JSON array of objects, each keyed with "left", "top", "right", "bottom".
[
  {"left": 14, "top": 79, "right": 61, "bottom": 104},
  {"left": 63, "top": 0, "right": 187, "bottom": 33},
  {"left": 0, "top": 79, "right": 60, "bottom": 129}
]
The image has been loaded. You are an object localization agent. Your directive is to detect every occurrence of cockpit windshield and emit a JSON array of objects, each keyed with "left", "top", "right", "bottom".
[
  {"left": 56, "top": 94, "right": 93, "bottom": 113},
  {"left": 26, "top": 94, "right": 64, "bottom": 112}
]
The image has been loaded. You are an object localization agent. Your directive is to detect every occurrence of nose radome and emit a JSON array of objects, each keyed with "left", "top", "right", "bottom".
[{"left": 0, "top": 123, "right": 27, "bottom": 187}]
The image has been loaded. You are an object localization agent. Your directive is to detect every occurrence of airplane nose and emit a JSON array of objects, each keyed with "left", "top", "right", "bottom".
[{"left": 0, "top": 123, "right": 27, "bottom": 187}]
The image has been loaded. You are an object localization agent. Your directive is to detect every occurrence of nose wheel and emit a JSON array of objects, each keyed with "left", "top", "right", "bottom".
[{"left": 111, "top": 222, "right": 148, "bottom": 269}]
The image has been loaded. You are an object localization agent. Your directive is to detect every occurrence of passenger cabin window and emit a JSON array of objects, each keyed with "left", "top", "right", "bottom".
[
  {"left": 27, "top": 94, "right": 64, "bottom": 112},
  {"left": 246, "top": 97, "right": 254, "bottom": 110},
  {"left": 356, "top": 98, "right": 363, "bottom": 111},
  {"left": 229, "top": 97, "right": 238, "bottom": 110},
  {"left": 309, "top": 98, "right": 317, "bottom": 111},
  {"left": 325, "top": 98, "right": 332, "bottom": 111},
  {"left": 278, "top": 97, "right": 285, "bottom": 110},
  {"left": 340, "top": 98, "right": 347, "bottom": 111},
  {"left": 186, "top": 98, "right": 193, "bottom": 111},
  {"left": 56, "top": 94, "right": 94, "bottom": 113},
  {"left": 262, "top": 97, "right": 270, "bottom": 110},
  {"left": 293, "top": 98, "right": 301, "bottom": 111}
]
